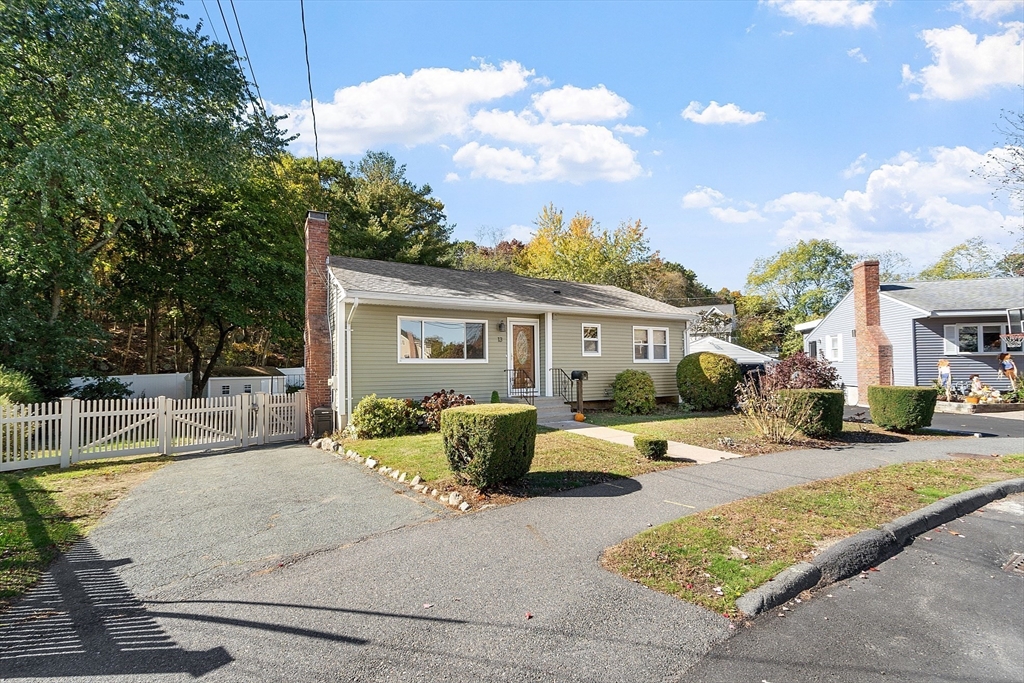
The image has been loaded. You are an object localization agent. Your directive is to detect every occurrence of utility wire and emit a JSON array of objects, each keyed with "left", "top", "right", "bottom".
[
  {"left": 199, "top": 0, "right": 221, "bottom": 42},
  {"left": 215, "top": 0, "right": 261, "bottom": 119},
  {"left": 228, "top": 0, "right": 265, "bottom": 115},
  {"left": 299, "top": 0, "right": 321, "bottom": 176}
]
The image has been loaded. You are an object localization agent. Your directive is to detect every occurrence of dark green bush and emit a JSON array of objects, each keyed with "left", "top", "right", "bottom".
[
  {"left": 634, "top": 435, "right": 668, "bottom": 460},
  {"left": 867, "top": 386, "right": 938, "bottom": 432},
  {"left": 71, "top": 377, "right": 134, "bottom": 401},
  {"left": 676, "top": 352, "right": 741, "bottom": 411},
  {"left": 350, "top": 394, "right": 420, "bottom": 439},
  {"left": 491, "top": 390, "right": 500, "bottom": 404},
  {"left": 441, "top": 404, "right": 537, "bottom": 487},
  {"left": 0, "top": 366, "right": 43, "bottom": 405},
  {"left": 779, "top": 388, "right": 845, "bottom": 438},
  {"left": 612, "top": 369, "right": 657, "bottom": 415}
]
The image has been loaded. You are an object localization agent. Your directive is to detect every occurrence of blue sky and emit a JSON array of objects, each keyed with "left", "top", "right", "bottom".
[{"left": 182, "top": 0, "right": 1023, "bottom": 291}]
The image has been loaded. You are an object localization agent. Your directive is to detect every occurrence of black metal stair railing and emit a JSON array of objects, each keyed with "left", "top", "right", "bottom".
[
  {"left": 551, "top": 368, "right": 576, "bottom": 406},
  {"left": 504, "top": 368, "right": 535, "bottom": 405}
]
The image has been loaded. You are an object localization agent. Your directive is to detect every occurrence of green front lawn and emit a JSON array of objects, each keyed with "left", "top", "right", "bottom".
[
  {"left": 602, "top": 455, "right": 1024, "bottom": 618},
  {"left": 1, "top": 456, "right": 172, "bottom": 609},
  {"left": 342, "top": 426, "right": 686, "bottom": 500},
  {"left": 587, "top": 407, "right": 953, "bottom": 455}
]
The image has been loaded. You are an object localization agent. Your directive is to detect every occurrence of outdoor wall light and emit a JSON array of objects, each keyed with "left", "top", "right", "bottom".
[{"left": 497, "top": 321, "right": 506, "bottom": 332}]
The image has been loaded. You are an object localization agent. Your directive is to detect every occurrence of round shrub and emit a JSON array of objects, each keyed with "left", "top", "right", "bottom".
[
  {"left": 441, "top": 404, "right": 537, "bottom": 487},
  {"left": 779, "top": 389, "right": 845, "bottom": 438},
  {"left": 634, "top": 435, "right": 668, "bottom": 460},
  {"left": 0, "top": 366, "right": 42, "bottom": 405},
  {"left": 867, "top": 386, "right": 938, "bottom": 432},
  {"left": 676, "top": 352, "right": 741, "bottom": 411},
  {"left": 350, "top": 394, "right": 420, "bottom": 439},
  {"left": 490, "top": 390, "right": 501, "bottom": 404},
  {"left": 612, "top": 369, "right": 657, "bottom": 415}
]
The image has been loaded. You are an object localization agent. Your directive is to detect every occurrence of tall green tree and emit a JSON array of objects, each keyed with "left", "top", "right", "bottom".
[
  {"left": 746, "top": 240, "right": 855, "bottom": 320},
  {"left": 0, "top": 0, "right": 281, "bottom": 392},
  {"left": 918, "top": 238, "right": 999, "bottom": 280}
]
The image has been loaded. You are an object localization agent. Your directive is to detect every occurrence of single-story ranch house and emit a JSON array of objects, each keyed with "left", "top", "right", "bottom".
[
  {"left": 799, "top": 259, "right": 1023, "bottom": 404},
  {"left": 301, "top": 212, "right": 697, "bottom": 429}
]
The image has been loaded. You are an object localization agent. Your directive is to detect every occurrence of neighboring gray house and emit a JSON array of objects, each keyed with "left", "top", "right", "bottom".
[
  {"left": 802, "top": 273, "right": 1024, "bottom": 404},
  {"left": 677, "top": 303, "right": 736, "bottom": 343},
  {"left": 322, "top": 257, "right": 697, "bottom": 425}
]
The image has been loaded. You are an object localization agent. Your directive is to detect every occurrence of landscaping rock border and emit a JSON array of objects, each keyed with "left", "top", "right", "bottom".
[
  {"left": 735, "top": 477, "right": 1024, "bottom": 618},
  {"left": 309, "top": 437, "right": 471, "bottom": 512}
]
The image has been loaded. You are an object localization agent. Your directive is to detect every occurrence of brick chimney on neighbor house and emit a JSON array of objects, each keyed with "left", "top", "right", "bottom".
[
  {"left": 852, "top": 259, "right": 893, "bottom": 392},
  {"left": 304, "top": 210, "right": 331, "bottom": 434}
]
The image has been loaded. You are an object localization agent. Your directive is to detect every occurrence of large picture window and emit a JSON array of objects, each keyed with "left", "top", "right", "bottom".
[
  {"left": 633, "top": 327, "right": 669, "bottom": 362},
  {"left": 399, "top": 318, "right": 487, "bottom": 362},
  {"left": 945, "top": 323, "right": 1008, "bottom": 355}
]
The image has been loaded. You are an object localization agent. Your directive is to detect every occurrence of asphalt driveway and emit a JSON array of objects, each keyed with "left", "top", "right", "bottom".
[{"left": 2, "top": 436, "right": 1022, "bottom": 682}]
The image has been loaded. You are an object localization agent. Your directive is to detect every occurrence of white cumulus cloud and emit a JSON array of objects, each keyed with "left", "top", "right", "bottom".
[
  {"left": 709, "top": 207, "right": 766, "bottom": 223},
  {"left": 763, "top": 0, "right": 877, "bottom": 28},
  {"left": 952, "top": 0, "right": 1024, "bottom": 22},
  {"left": 531, "top": 84, "right": 632, "bottom": 123},
  {"left": 681, "top": 101, "right": 766, "bottom": 125},
  {"left": 847, "top": 47, "right": 868, "bottom": 62},
  {"left": 444, "top": 172, "right": 460, "bottom": 182},
  {"left": 842, "top": 153, "right": 869, "bottom": 178},
  {"left": 614, "top": 124, "right": 648, "bottom": 136},
  {"left": 902, "top": 23, "right": 1024, "bottom": 100},
  {"left": 763, "top": 145, "right": 1021, "bottom": 263},
  {"left": 453, "top": 110, "right": 642, "bottom": 184},
  {"left": 682, "top": 186, "right": 726, "bottom": 209}
]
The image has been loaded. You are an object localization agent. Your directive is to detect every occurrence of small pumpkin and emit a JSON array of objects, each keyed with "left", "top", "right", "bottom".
[{"left": 574, "top": 412, "right": 586, "bottom": 422}]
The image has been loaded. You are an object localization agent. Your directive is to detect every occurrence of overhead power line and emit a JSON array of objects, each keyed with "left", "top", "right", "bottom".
[
  {"left": 228, "top": 0, "right": 265, "bottom": 113},
  {"left": 199, "top": 0, "right": 221, "bottom": 42},
  {"left": 299, "top": 0, "right": 321, "bottom": 175},
  {"left": 214, "top": 0, "right": 261, "bottom": 119}
]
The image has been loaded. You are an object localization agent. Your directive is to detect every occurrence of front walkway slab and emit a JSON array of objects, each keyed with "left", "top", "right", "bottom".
[{"left": 541, "top": 418, "right": 741, "bottom": 464}]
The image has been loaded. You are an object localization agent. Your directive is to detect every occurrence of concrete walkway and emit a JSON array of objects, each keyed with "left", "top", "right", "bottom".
[
  {"left": 541, "top": 418, "right": 741, "bottom": 464},
  {"left": 3, "top": 436, "right": 1021, "bottom": 682}
]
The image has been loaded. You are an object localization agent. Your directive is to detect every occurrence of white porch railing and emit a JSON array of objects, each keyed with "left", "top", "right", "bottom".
[{"left": 0, "top": 391, "right": 307, "bottom": 472}]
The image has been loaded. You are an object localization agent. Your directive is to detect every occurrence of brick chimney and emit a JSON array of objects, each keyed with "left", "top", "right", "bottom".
[
  {"left": 852, "top": 260, "right": 893, "bottom": 392},
  {"left": 304, "top": 210, "right": 331, "bottom": 434}
]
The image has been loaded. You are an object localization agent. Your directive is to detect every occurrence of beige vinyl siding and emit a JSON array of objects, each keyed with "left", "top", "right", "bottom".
[
  {"left": 551, "top": 314, "right": 684, "bottom": 399},
  {"left": 348, "top": 304, "right": 542, "bottom": 406}
]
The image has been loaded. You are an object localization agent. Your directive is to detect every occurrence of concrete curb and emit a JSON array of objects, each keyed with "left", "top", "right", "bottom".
[{"left": 736, "top": 477, "right": 1024, "bottom": 618}]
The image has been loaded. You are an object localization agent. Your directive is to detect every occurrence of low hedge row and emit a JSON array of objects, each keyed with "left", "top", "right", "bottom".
[
  {"left": 779, "top": 388, "right": 845, "bottom": 438},
  {"left": 868, "top": 386, "right": 937, "bottom": 432},
  {"left": 441, "top": 404, "right": 538, "bottom": 488}
]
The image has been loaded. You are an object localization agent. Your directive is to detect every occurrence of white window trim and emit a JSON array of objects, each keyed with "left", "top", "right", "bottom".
[
  {"left": 397, "top": 316, "right": 489, "bottom": 364},
  {"left": 823, "top": 333, "right": 843, "bottom": 363},
  {"left": 632, "top": 326, "right": 670, "bottom": 363},
  {"left": 944, "top": 323, "right": 1007, "bottom": 355},
  {"left": 581, "top": 323, "right": 602, "bottom": 357}
]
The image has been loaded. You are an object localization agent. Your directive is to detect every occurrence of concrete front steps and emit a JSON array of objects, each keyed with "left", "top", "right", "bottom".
[{"left": 512, "top": 396, "right": 575, "bottom": 422}]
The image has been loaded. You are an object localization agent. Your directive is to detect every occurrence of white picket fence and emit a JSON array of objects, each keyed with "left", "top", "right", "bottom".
[{"left": 0, "top": 391, "right": 307, "bottom": 472}]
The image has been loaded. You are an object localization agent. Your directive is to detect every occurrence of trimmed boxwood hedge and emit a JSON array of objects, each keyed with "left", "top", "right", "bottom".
[
  {"left": 779, "top": 388, "right": 845, "bottom": 438},
  {"left": 441, "top": 404, "right": 537, "bottom": 487},
  {"left": 867, "top": 386, "right": 938, "bottom": 432},
  {"left": 612, "top": 369, "right": 657, "bottom": 415},
  {"left": 676, "top": 352, "right": 742, "bottom": 411},
  {"left": 634, "top": 435, "right": 668, "bottom": 460}
]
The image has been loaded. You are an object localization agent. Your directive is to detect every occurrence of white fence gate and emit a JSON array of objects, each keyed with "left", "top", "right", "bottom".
[{"left": 0, "top": 391, "right": 307, "bottom": 472}]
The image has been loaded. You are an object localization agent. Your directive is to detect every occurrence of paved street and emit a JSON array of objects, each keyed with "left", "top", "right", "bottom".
[
  {"left": 684, "top": 494, "right": 1024, "bottom": 683},
  {"left": 844, "top": 405, "right": 1024, "bottom": 439},
  {"left": 1, "top": 437, "right": 1022, "bottom": 682}
]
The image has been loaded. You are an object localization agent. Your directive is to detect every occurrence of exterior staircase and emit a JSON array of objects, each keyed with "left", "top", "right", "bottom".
[{"left": 513, "top": 396, "right": 575, "bottom": 423}]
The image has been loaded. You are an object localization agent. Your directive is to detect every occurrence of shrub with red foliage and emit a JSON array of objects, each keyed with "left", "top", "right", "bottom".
[
  {"left": 761, "top": 352, "right": 841, "bottom": 392},
  {"left": 420, "top": 389, "right": 476, "bottom": 431}
]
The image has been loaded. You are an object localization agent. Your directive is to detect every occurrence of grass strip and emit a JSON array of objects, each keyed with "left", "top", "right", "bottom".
[
  {"left": 602, "top": 455, "right": 1024, "bottom": 618},
  {"left": 1, "top": 456, "right": 171, "bottom": 609},
  {"left": 343, "top": 427, "right": 684, "bottom": 499}
]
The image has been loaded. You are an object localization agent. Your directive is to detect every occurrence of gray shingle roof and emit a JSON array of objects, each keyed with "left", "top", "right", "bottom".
[
  {"left": 327, "top": 257, "right": 691, "bottom": 317},
  {"left": 880, "top": 277, "right": 1024, "bottom": 313}
]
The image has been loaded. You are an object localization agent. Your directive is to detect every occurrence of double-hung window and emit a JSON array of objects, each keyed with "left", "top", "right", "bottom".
[
  {"left": 633, "top": 327, "right": 669, "bottom": 362},
  {"left": 399, "top": 317, "right": 487, "bottom": 362},
  {"left": 582, "top": 324, "right": 601, "bottom": 356},
  {"left": 945, "top": 324, "right": 1007, "bottom": 354}
]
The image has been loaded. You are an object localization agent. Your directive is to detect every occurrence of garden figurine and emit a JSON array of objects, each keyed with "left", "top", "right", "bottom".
[
  {"left": 970, "top": 374, "right": 984, "bottom": 393},
  {"left": 997, "top": 353, "right": 1018, "bottom": 390},
  {"left": 936, "top": 359, "right": 952, "bottom": 402}
]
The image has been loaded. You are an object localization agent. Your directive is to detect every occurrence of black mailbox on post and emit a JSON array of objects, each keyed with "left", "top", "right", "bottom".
[
  {"left": 569, "top": 370, "right": 588, "bottom": 413},
  {"left": 570, "top": 370, "right": 588, "bottom": 381}
]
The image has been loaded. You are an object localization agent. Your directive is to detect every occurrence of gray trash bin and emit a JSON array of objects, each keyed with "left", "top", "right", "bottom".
[{"left": 312, "top": 408, "right": 333, "bottom": 437}]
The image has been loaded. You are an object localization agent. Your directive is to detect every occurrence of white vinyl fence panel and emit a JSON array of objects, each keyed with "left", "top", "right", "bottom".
[{"left": 0, "top": 391, "right": 306, "bottom": 472}]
